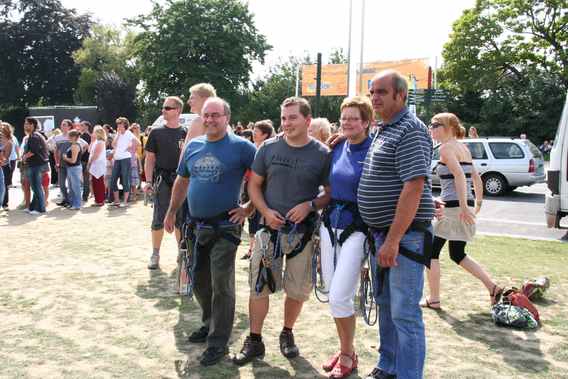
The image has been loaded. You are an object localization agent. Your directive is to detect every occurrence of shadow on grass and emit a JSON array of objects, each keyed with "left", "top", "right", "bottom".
[
  {"left": 436, "top": 310, "right": 550, "bottom": 373},
  {"left": 134, "top": 268, "right": 179, "bottom": 311}
]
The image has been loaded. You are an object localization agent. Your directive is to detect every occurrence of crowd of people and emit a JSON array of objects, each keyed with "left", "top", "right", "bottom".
[{"left": 0, "top": 70, "right": 502, "bottom": 379}]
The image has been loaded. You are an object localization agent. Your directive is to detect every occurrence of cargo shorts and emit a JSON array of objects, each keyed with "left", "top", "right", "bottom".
[{"left": 249, "top": 227, "right": 314, "bottom": 302}]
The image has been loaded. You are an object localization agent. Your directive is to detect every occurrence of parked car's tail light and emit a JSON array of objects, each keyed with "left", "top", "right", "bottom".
[{"left": 529, "top": 158, "right": 535, "bottom": 173}]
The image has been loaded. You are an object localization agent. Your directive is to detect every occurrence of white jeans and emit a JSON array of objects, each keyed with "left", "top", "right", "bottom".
[{"left": 320, "top": 224, "right": 367, "bottom": 318}]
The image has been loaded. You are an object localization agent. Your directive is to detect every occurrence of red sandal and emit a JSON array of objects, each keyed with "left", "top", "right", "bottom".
[
  {"left": 322, "top": 351, "right": 341, "bottom": 372},
  {"left": 328, "top": 352, "right": 357, "bottom": 379}
]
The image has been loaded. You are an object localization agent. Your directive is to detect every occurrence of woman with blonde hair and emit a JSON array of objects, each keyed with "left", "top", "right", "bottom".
[
  {"left": 422, "top": 112, "right": 501, "bottom": 310},
  {"left": 320, "top": 96, "right": 374, "bottom": 378},
  {"left": 0, "top": 123, "right": 14, "bottom": 209},
  {"left": 88, "top": 125, "right": 107, "bottom": 206}
]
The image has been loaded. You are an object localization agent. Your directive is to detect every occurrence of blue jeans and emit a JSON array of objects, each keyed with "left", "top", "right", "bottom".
[
  {"left": 27, "top": 164, "right": 47, "bottom": 213},
  {"left": 371, "top": 228, "right": 432, "bottom": 379},
  {"left": 110, "top": 158, "right": 131, "bottom": 194},
  {"left": 59, "top": 165, "right": 68, "bottom": 202},
  {"left": 67, "top": 165, "right": 83, "bottom": 209},
  {"left": 0, "top": 167, "right": 5, "bottom": 206}
]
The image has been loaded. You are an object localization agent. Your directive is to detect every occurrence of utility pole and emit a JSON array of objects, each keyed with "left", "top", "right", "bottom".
[
  {"left": 315, "top": 53, "right": 322, "bottom": 117},
  {"left": 346, "top": 0, "right": 353, "bottom": 96},
  {"left": 358, "top": 0, "right": 366, "bottom": 95}
]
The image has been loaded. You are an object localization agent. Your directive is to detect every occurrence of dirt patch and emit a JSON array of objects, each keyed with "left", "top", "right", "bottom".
[{"left": 1, "top": 202, "right": 567, "bottom": 378}]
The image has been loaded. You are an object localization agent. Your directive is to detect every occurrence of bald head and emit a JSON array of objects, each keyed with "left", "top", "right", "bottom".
[
  {"left": 372, "top": 70, "right": 408, "bottom": 102},
  {"left": 203, "top": 97, "right": 231, "bottom": 119}
]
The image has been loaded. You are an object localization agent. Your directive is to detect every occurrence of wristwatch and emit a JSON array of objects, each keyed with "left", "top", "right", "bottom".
[{"left": 309, "top": 200, "right": 316, "bottom": 211}]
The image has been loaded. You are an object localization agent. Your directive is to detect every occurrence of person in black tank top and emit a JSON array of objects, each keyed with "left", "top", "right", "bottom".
[{"left": 62, "top": 130, "right": 83, "bottom": 209}]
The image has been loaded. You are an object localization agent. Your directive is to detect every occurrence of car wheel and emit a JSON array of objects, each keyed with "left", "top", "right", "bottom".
[{"left": 483, "top": 173, "right": 507, "bottom": 196}]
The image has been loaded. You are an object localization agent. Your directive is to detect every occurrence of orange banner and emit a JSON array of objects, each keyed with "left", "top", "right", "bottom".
[
  {"left": 356, "top": 58, "right": 430, "bottom": 95},
  {"left": 302, "top": 64, "right": 348, "bottom": 97},
  {"left": 301, "top": 58, "right": 430, "bottom": 97}
]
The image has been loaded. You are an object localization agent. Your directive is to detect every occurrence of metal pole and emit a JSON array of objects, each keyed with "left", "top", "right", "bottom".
[
  {"left": 433, "top": 56, "right": 438, "bottom": 89},
  {"left": 358, "top": 0, "right": 366, "bottom": 96},
  {"left": 346, "top": 0, "right": 353, "bottom": 96},
  {"left": 295, "top": 64, "right": 300, "bottom": 96},
  {"left": 315, "top": 53, "right": 322, "bottom": 117}
]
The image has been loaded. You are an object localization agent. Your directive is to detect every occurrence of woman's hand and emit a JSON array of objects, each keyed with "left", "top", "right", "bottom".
[{"left": 459, "top": 206, "right": 476, "bottom": 225}]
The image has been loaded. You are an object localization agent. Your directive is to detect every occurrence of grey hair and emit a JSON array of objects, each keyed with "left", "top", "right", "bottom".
[
  {"left": 376, "top": 69, "right": 408, "bottom": 101},
  {"left": 204, "top": 97, "right": 231, "bottom": 118}
]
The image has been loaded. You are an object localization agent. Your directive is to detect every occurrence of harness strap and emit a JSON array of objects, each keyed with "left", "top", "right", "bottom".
[
  {"left": 370, "top": 221, "right": 433, "bottom": 297},
  {"left": 181, "top": 211, "right": 241, "bottom": 298},
  {"left": 255, "top": 214, "right": 317, "bottom": 295}
]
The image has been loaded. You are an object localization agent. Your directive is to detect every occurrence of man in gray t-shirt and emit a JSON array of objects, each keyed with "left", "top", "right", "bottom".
[
  {"left": 234, "top": 97, "right": 331, "bottom": 366},
  {"left": 251, "top": 136, "right": 330, "bottom": 217}
]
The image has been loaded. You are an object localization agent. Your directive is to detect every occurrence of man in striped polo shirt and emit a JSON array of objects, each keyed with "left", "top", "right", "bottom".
[{"left": 358, "top": 70, "right": 434, "bottom": 379}]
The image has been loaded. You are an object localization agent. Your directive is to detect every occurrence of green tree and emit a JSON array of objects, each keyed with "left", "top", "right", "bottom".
[
  {"left": 95, "top": 72, "right": 137, "bottom": 124},
  {"left": 440, "top": 0, "right": 567, "bottom": 141},
  {"left": 0, "top": 0, "right": 91, "bottom": 107},
  {"left": 129, "top": 0, "right": 271, "bottom": 124},
  {"left": 73, "top": 24, "right": 137, "bottom": 104}
]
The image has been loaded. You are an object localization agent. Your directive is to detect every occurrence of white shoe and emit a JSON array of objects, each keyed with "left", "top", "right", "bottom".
[
  {"left": 29, "top": 210, "right": 41, "bottom": 215},
  {"left": 148, "top": 254, "right": 160, "bottom": 270}
]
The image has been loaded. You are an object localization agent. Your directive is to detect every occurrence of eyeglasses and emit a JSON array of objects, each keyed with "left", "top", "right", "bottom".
[
  {"left": 162, "top": 106, "right": 178, "bottom": 111},
  {"left": 340, "top": 117, "right": 362, "bottom": 123},
  {"left": 203, "top": 113, "right": 226, "bottom": 120},
  {"left": 429, "top": 122, "right": 444, "bottom": 129}
]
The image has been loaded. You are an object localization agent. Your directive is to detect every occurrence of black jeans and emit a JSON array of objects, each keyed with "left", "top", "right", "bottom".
[{"left": 192, "top": 224, "right": 241, "bottom": 349}]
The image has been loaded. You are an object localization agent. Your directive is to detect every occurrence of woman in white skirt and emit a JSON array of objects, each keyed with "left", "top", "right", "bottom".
[
  {"left": 421, "top": 113, "right": 502, "bottom": 310},
  {"left": 319, "top": 96, "right": 374, "bottom": 379}
]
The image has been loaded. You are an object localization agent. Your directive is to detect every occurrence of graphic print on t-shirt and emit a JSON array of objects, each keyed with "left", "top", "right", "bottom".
[
  {"left": 192, "top": 153, "right": 224, "bottom": 183},
  {"left": 271, "top": 154, "right": 299, "bottom": 170}
]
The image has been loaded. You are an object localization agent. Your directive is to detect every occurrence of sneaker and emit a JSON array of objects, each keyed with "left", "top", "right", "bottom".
[
  {"left": 365, "top": 367, "right": 396, "bottom": 379},
  {"left": 56, "top": 200, "right": 69, "bottom": 207},
  {"left": 148, "top": 254, "right": 160, "bottom": 270},
  {"left": 233, "top": 336, "right": 265, "bottom": 366},
  {"left": 188, "top": 326, "right": 209, "bottom": 343},
  {"left": 199, "top": 346, "right": 228, "bottom": 367},
  {"left": 16, "top": 203, "right": 27, "bottom": 210},
  {"left": 29, "top": 210, "right": 41, "bottom": 215},
  {"left": 279, "top": 329, "right": 299, "bottom": 358},
  {"left": 2, "top": 206, "right": 8, "bottom": 211}
]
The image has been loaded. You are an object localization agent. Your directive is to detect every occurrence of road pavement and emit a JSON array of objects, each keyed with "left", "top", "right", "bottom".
[{"left": 4, "top": 170, "right": 567, "bottom": 242}]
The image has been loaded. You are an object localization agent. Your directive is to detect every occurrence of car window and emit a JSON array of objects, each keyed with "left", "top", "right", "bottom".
[
  {"left": 432, "top": 145, "right": 440, "bottom": 160},
  {"left": 520, "top": 140, "right": 543, "bottom": 159},
  {"left": 464, "top": 142, "right": 488, "bottom": 159},
  {"left": 488, "top": 142, "right": 525, "bottom": 159}
]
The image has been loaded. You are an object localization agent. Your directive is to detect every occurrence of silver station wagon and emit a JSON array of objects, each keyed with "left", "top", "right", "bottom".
[{"left": 431, "top": 138, "right": 546, "bottom": 196}]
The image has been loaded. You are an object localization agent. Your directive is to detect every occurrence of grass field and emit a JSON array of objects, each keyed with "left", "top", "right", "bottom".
[{"left": 1, "top": 203, "right": 567, "bottom": 378}]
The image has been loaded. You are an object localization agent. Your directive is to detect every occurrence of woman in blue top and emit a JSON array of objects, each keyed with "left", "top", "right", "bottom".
[{"left": 320, "top": 96, "right": 373, "bottom": 379}]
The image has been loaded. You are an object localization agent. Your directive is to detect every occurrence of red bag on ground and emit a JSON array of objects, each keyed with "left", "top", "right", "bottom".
[{"left": 503, "top": 288, "right": 540, "bottom": 322}]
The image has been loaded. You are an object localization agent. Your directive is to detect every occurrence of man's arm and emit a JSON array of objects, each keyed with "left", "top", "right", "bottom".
[
  {"left": 379, "top": 176, "right": 425, "bottom": 267},
  {"left": 143, "top": 151, "right": 156, "bottom": 190},
  {"left": 163, "top": 176, "right": 190, "bottom": 233}
]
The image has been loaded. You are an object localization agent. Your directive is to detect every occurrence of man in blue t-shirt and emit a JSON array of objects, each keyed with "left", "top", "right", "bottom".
[{"left": 164, "top": 97, "right": 256, "bottom": 367}]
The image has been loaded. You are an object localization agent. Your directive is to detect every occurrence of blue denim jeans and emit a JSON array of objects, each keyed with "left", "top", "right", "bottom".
[
  {"left": 371, "top": 228, "right": 432, "bottom": 379},
  {"left": 58, "top": 165, "right": 68, "bottom": 203},
  {"left": 27, "top": 164, "right": 47, "bottom": 213},
  {"left": 110, "top": 158, "right": 131, "bottom": 193},
  {"left": 0, "top": 167, "right": 5, "bottom": 206},
  {"left": 66, "top": 165, "right": 83, "bottom": 209}
]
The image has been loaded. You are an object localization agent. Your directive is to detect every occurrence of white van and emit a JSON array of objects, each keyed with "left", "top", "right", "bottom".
[
  {"left": 152, "top": 113, "right": 199, "bottom": 129},
  {"left": 545, "top": 92, "right": 568, "bottom": 229}
]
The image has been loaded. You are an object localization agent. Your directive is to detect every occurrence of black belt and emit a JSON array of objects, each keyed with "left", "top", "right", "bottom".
[{"left": 444, "top": 199, "right": 475, "bottom": 208}]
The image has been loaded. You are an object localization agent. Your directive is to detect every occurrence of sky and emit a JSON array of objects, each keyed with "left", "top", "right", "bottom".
[{"left": 61, "top": 0, "right": 476, "bottom": 78}]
